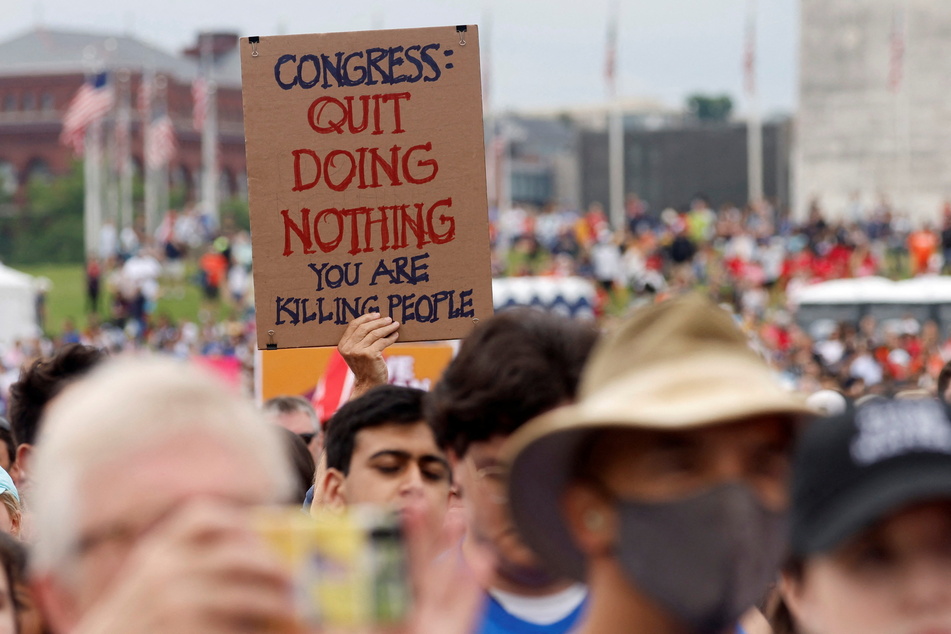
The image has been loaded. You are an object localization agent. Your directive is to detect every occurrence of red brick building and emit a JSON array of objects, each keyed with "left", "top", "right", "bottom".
[{"left": 0, "top": 29, "right": 247, "bottom": 208}]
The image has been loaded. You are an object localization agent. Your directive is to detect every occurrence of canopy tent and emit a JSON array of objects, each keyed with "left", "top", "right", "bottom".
[{"left": 0, "top": 263, "right": 39, "bottom": 350}]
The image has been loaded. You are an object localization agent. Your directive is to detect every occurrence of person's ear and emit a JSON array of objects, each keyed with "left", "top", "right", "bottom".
[
  {"left": 779, "top": 570, "right": 814, "bottom": 634},
  {"left": 10, "top": 510, "right": 20, "bottom": 539},
  {"left": 321, "top": 468, "right": 348, "bottom": 512},
  {"left": 13, "top": 444, "right": 31, "bottom": 490},
  {"left": 447, "top": 450, "right": 466, "bottom": 495},
  {"left": 562, "top": 483, "right": 617, "bottom": 557}
]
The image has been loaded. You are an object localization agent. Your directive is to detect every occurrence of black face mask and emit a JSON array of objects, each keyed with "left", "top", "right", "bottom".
[{"left": 611, "top": 483, "right": 787, "bottom": 633}]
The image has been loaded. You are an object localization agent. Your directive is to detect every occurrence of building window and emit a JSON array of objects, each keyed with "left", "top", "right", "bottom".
[
  {"left": 25, "top": 158, "right": 52, "bottom": 184},
  {"left": 41, "top": 93, "right": 54, "bottom": 111},
  {"left": 21, "top": 93, "right": 35, "bottom": 111},
  {"left": 0, "top": 162, "right": 17, "bottom": 196},
  {"left": 2, "top": 94, "right": 16, "bottom": 112}
]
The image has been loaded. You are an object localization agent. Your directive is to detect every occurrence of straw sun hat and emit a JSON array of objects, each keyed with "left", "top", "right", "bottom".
[{"left": 504, "top": 293, "right": 813, "bottom": 581}]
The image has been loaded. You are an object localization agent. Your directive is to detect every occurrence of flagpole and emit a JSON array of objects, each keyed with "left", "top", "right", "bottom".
[
  {"left": 144, "top": 72, "right": 159, "bottom": 236},
  {"left": 84, "top": 119, "right": 103, "bottom": 257},
  {"left": 607, "top": 1, "right": 624, "bottom": 231},
  {"left": 156, "top": 75, "right": 170, "bottom": 236},
  {"left": 500, "top": 123, "right": 511, "bottom": 213},
  {"left": 104, "top": 97, "right": 118, "bottom": 230},
  {"left": 746, "top": 0, "right": 763, "bottom": 205},
  {"left": 118, "top": 70, "right": 133, "bottom": 232},
  {"left": 200, "top": 35, "right": 220, "bottom": 228}
]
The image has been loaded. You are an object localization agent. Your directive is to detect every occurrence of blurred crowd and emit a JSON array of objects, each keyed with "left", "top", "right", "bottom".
[
  {"left": 491, "top": 194, "right": 951, "bottom": 396},
  {"left": 0, "top": 295, "right": 949, "bottom": 634},
  {"left": 5, "top": 192, "right": 951, "bottom": 416}
]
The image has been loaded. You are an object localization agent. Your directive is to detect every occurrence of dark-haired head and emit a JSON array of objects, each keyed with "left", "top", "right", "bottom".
[
  {"left": 426, "top": 308, "right": 597, "bottom": 457},
  {"left": 324, "top": 385, "right": 428, "bottom": 474},
  {"left": 8, "top": 344, "right": 106, "bottom": 448}
]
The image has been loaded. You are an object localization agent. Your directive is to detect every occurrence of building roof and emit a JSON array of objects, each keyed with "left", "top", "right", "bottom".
[{"left": 0, "top": 28, "right": 242, "bottom": 87}]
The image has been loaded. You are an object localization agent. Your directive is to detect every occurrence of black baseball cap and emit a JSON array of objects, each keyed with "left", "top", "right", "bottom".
[{"left": 791, "top": 397, "right": 951, "bottom": 556}]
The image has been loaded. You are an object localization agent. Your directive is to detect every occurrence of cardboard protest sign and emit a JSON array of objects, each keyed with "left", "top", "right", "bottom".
[
  {"left": 240, "top": 25, "right": 493, "bottom": 349},
  {"left": 256, "top": 343, "right": 456, "bottom": 405}
]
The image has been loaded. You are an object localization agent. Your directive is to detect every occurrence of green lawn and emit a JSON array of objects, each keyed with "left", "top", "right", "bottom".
[{"left": 18, "top": 263, "right": 233, "bottom": 338}]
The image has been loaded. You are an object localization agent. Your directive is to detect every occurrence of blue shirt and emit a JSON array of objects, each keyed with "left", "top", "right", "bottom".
[{"left": 475, "top": 593, "right": 587, "bottom": 634}]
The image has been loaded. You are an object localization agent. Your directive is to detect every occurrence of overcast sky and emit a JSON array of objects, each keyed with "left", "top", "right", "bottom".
[{"left": 2, "top": 0, "right": 798, "bottom": 115}]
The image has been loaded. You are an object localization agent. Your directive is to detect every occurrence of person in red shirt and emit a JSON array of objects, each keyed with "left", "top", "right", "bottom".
[{"left": 908, "top": 225, "right": 939, "bottom": 276}]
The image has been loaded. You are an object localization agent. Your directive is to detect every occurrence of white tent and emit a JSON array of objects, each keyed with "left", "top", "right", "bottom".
[{"left": 0, "top": 263, "right": 38, "bottom": 350}]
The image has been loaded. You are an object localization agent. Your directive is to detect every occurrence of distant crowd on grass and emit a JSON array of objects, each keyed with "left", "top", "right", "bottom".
[{"left": 5, "top": 192, "right": 951, "bottom": 415}]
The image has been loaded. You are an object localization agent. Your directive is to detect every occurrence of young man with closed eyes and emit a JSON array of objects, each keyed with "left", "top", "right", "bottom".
[{"left": 317, "top": 384, "right": 452, "bottom": 543}]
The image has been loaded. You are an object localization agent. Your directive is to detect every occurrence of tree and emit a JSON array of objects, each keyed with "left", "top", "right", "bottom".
[
  {"left": 220, "top": 196, "right": 250, "bottom": 231},
  {"left": 0, "top": 161, "right": 85, "bottom": 264},
  {"left": 687, "top": 94, "right": 734, "bottom": 122}
]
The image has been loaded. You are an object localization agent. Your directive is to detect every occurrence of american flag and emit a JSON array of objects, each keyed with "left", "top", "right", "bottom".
[
  {"left": 744, "top": 4, "right": 756, "bottom": 96},
  {"left": 889, "top": 9, "right": 905, "bottom": 93},
  {"left": 145, "top": 115, "right": 177, "bottom": 169},
  {"left": 60, "top": 73, "right": 114, "bottom": 155},
  {"left": 192, "top": 76, "right": 208, "bottom": 132}
]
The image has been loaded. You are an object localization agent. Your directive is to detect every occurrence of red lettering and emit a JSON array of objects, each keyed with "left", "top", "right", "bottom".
[
  {"left": 371, "top": 94, "right": 384, "bottom": 135},
  {"left": 313, "top": 208, "right": 345, "bottom": 253},
  {"left": 344, "top": 95, "right": 370, "bottom": 133},
  {"left": 324, "top": 150, "right": 357, "bottom": 191},
  {"left": 292, "top": 149, "right": 321, "bottom": 192},
  {"left": 403, "top": 142, "right": 438, "bottom": 184},
  {"left": 369, "top": 145, "right": 402, "bottom": 188},
  {"left": 381, "top": 92, "right": 411, "bottom": 134},
  {"left": 400, "top": 203, "right": 430, "bottom": 249},
  {"left": 282, "top": 208, "right": 316, "bottom": 256},
  {"left": 346, "top": 207, "right": 365, "bottom": 255},
  {"left": 356, "top": 147, "right": 370, "bottom": 189},
  {"left": 308, "top": 96, "right": 346, "bottom": 134},
  {"left": 427, "top": 198, "right": 456, "bottom": 244}
]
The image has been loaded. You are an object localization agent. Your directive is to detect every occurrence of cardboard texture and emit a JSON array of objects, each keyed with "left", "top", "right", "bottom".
[{"left": 240, "top": 26, "right": 493, "bottom": 349}]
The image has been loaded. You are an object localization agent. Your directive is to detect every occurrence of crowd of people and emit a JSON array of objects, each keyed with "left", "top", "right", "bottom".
[
  {"left": 5, "top": 192, "right": 951, "bottom": 413},
  {"left": 1, "top": 194, "right": 951, "bottom": 633},
  {"left": 492, "top": 194, "right": 951, "bottom": 395},
  {"left": 0, "top": 294, "right": 948, "bottom": 634},
  {"left": 19, "top": 193, "right": 951, "bottom": 403}
]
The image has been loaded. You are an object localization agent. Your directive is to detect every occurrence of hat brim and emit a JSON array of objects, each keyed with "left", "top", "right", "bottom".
[
  {"left": 792, "top": 456, "right": 951, "bottom": 556},
  {"left": 505, "top": 360, "right": 813, "bottom": 582},
  {"left": 506, "top": 410, "right": 592, "bottom": 581}
]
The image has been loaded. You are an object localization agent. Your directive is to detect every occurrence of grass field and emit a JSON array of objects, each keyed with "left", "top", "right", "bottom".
[{"left": 18, "top": 263, "right": 234, "bottom": 337}]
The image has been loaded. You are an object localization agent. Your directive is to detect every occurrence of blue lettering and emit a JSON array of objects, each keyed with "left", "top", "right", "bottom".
[
  {"left": 403, "top": 45, "right": 424, "bottom": 82},
  {"left": 388, "top": 46, "right": 408, "bottom": 83},
  {"left": 275, "top": 296, "right": 300, "bottom": 325},
  {"left": 297, "top": 54, "right": 321, "bottom": 89},
  {"left": 365, "top": 47, "right": 389, "bottom": 85},
  {"left": 459, "top": 289, "right": 474, "bottom": 318},
  {"left": 420, "top": 43, "right": 442, "bottom": 82},
  {"left": 343, "top": 51, "right": 368, "bottom": 86},
  {"left": 410, "top": 253, "right": 430, "bottom": 284},
  {"left": 274, "top": 54, "right": 298, "bottom": 89},
  {"left": 321, "top": 52, "right": 346, "bottom": 89}
]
